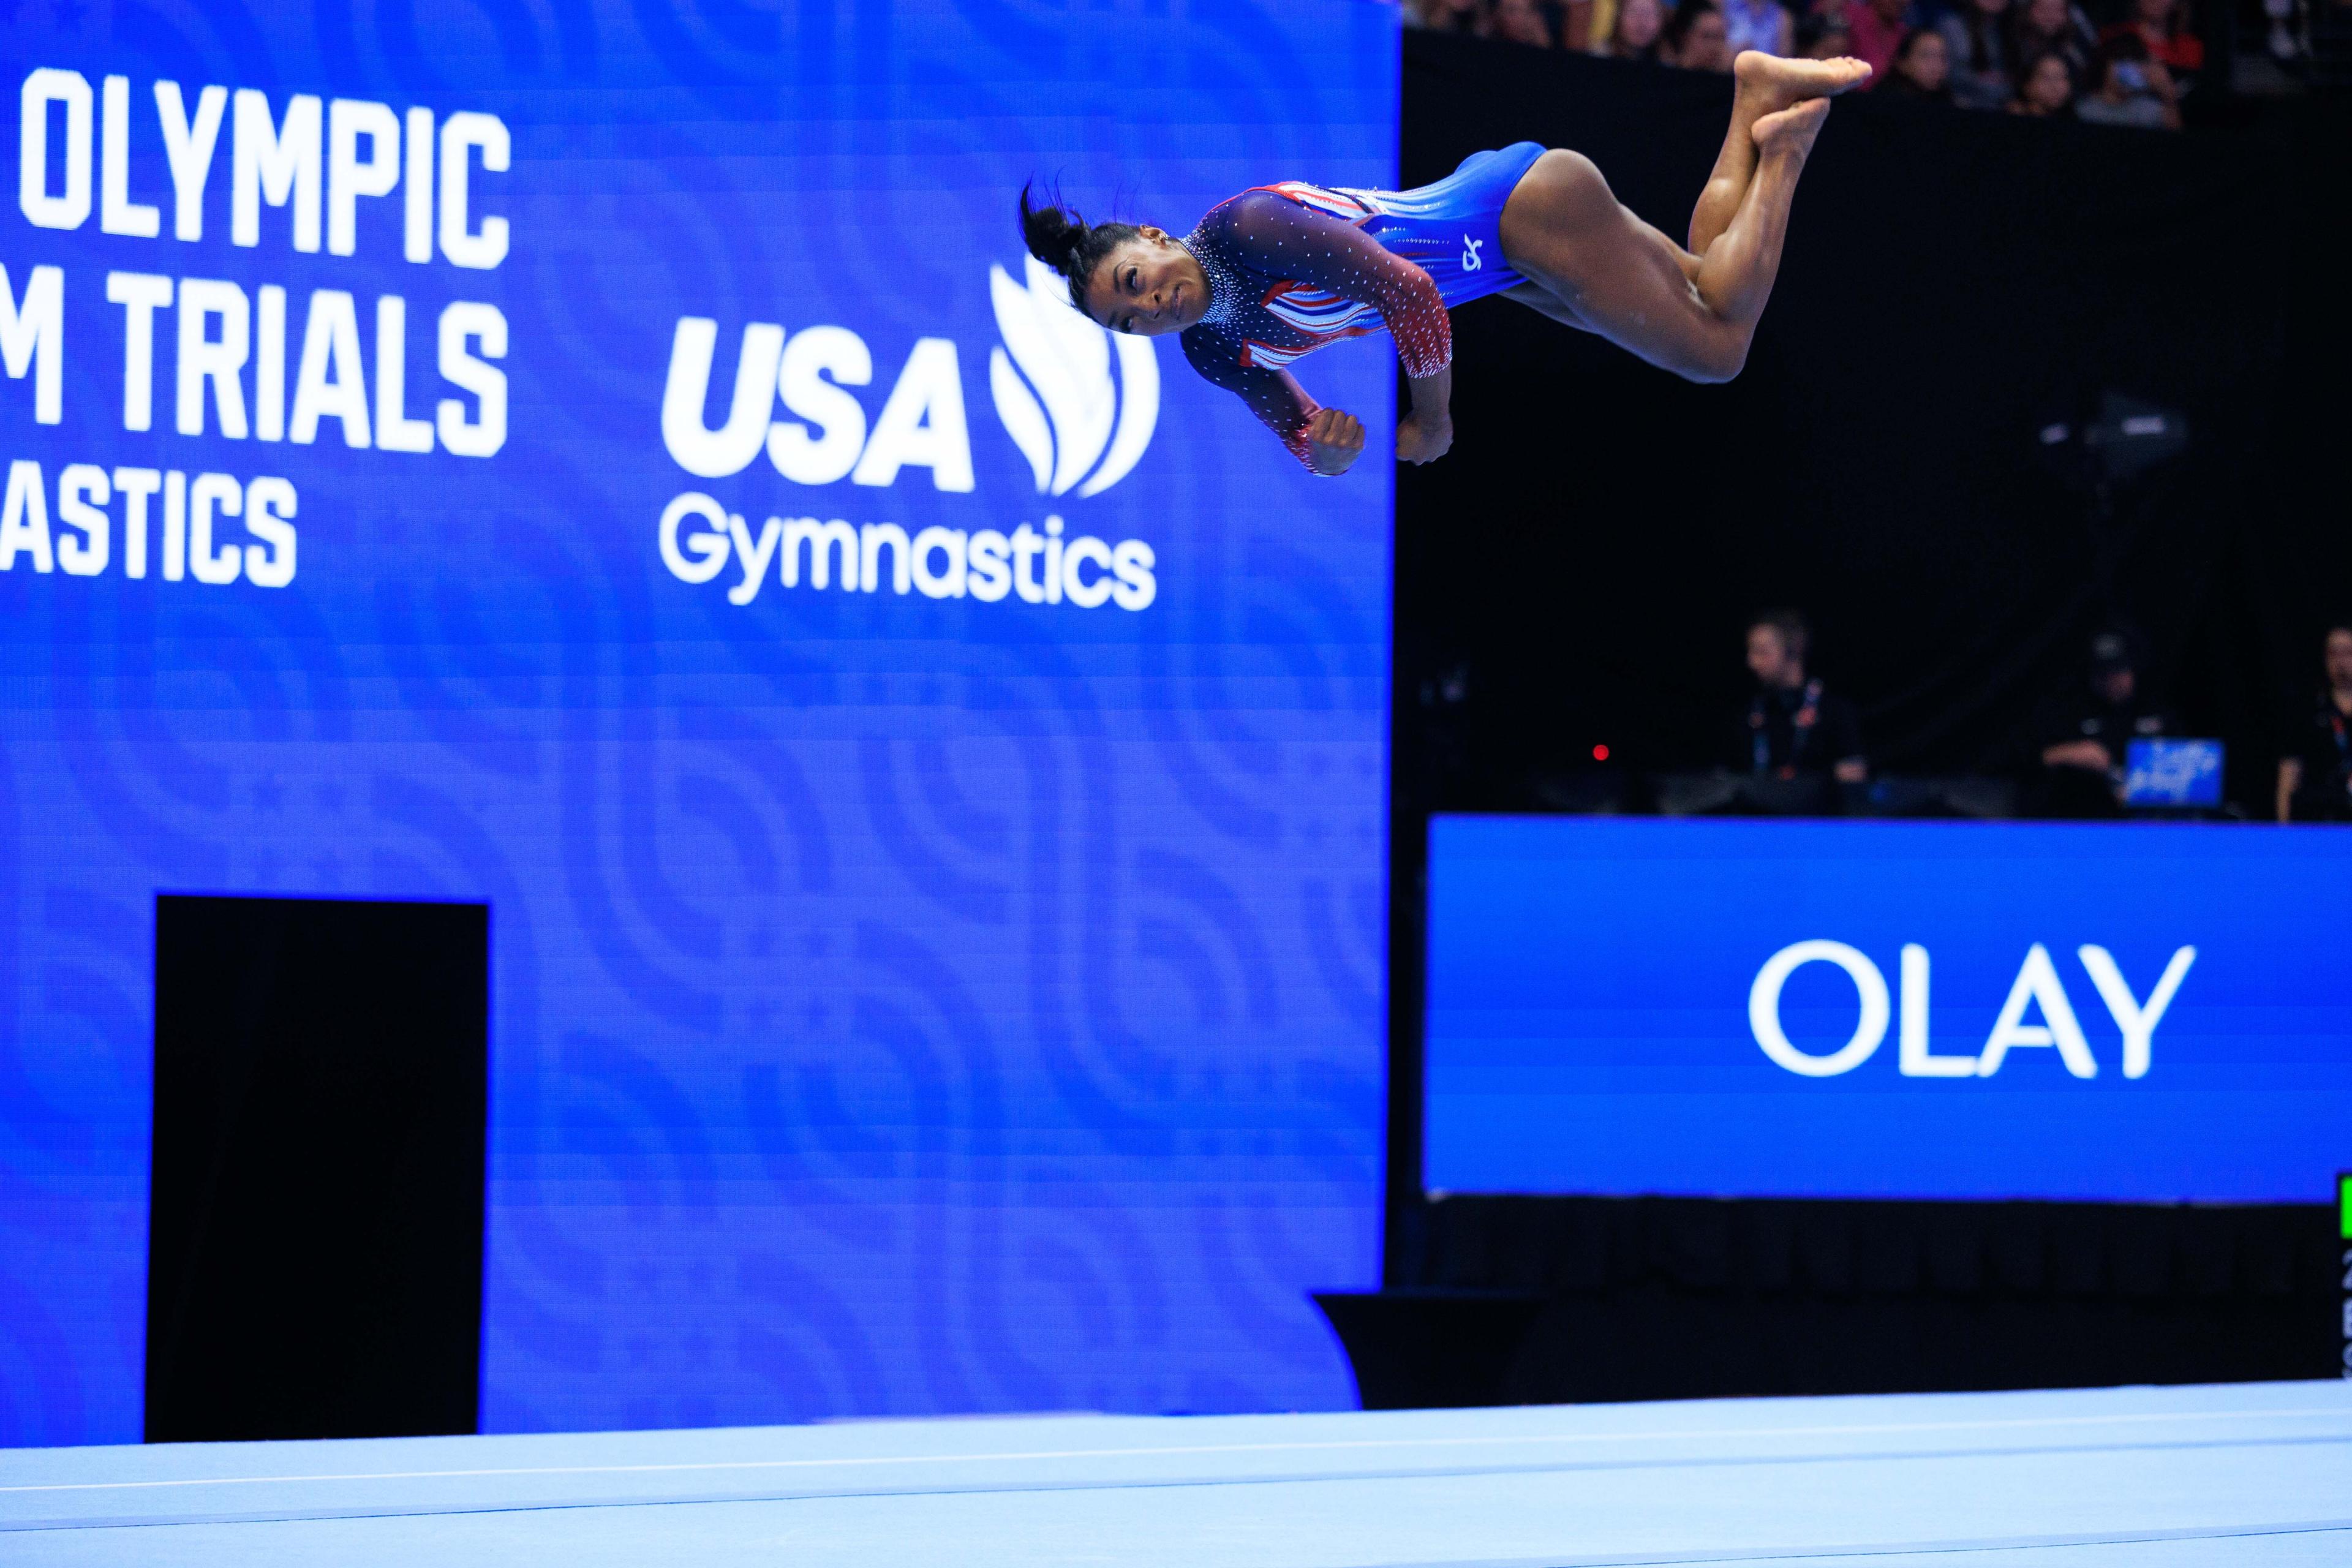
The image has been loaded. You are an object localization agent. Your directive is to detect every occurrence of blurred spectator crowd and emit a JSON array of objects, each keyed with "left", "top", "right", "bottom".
[{"left": 1403, "top": 0, "right": 2215, "bottom": 128}]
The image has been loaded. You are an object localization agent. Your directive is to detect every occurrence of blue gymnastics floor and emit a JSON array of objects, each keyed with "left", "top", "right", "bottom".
[{"left": 4, "top": 1380, "right": 2348, "bottom": 1566}]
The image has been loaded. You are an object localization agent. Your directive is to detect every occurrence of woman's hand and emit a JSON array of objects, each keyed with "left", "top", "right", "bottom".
[
  {"left": 1305, "top": 409, "right": 1365, "bottom": 476},
  {"left": 1396, "top": 412, "right": 1454, "bottom": 465},
  {"left": 1400, "top": 364, "right": 1453, "bottom": 464}
]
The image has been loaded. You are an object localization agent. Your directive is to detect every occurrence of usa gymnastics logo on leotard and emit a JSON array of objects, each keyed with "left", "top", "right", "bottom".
[{"left": 654, "top": 265, "right": 1158, "bottom": 612}]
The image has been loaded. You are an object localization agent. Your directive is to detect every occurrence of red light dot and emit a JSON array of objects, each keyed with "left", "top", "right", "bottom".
[{"left": 1593, "top": 744, "right": 1610, "bottom": 762}]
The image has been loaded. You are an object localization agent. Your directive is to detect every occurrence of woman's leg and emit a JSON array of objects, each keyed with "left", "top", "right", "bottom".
[
  {"left": 1691, "top": 53, "right": 1863, "bottom": 253},
  {"left": 1501, "top": 281, "right": 1589, "bottom": 330},
  {"left": 1501, "top": 53, "right": 1865, "bottom": 382}
]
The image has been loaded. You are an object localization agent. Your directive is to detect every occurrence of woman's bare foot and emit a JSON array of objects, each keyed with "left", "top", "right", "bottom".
[
  {"left": 1752, "top": 96, "right": 1833, "bottom": 159},
  {"left": 1686, "top": 51, "right": 1861, "bottom": 268},
  {"left": 1733, "top": 51, "right": 1872, "bottom": 115}
]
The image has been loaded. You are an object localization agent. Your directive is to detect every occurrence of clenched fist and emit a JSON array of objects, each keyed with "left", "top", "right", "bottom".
[
  {"left": 1305, "top": 408, "right": 1365, "bottom": 477},
  {"left": 1396, "top": 412, "right": 1453, "bottom": 465}
]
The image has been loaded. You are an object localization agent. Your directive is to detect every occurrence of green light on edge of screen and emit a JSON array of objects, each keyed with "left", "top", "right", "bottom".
[{"left": 2341, "top": 1173, "right": 2351, "bottom": 1240}]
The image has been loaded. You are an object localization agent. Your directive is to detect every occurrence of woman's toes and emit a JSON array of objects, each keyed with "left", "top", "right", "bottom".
[
  {"left": 1752, "top": 98, "right": 1832, "bottom": 153},
  {"left": 1741, "top": 52, "right": 1874, "bottom": 109}
]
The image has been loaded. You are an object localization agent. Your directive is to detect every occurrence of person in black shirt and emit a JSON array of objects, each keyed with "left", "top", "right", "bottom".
[
  {"left": 2275, "top": 624, "right": 2352, "bottom": 823},
  {"left": 1735, "top": 609, "right": 1868, "bottom": 783},
  {"left": 2034, "top": 630, "right": 2174, "bottom": 816}
]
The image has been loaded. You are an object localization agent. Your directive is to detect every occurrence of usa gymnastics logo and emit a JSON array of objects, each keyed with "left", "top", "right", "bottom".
[
  {"left": 987, "top": 257, "right": 1158, "bottom": 499},
  {"left": 654, "top": 264, "right": 1161, "bottom": 611},
  {"left": 655, "top": 262, "right": 1158, "bottom": 502}
]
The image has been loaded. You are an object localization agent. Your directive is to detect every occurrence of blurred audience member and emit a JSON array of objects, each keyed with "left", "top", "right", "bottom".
[
  {"left": 1725, "top": 0, "right": 1798, "bottom": 56},
  {"left": 1588, "top": 0, "right": 1618, "bottom": 51},
  {"left": 1848, "top": 0, "right": 1915, "bottom": 79},
  {"left": 1797, "top": 12, "right": 1858, "bottom": 56},
  {"left": 2109, "top": 0, "right": 2204, "bottom": 88},
  {"left": 2275, "top": 624, "right": 2352, "bottom": 823},
  {"left": 2034, "top": 630, "right": 2173, "bottom": 815},
  {"left": 2010, "top": 0, "right": 2097, "bottom": 78},
  {"left": 1880, "top": 27, "right": 1956, "bottom": 99},
  {"left": 1667, "top": 0, "right": 1738, "bottom": 69},
  {"left": 2010, "top": 48, "right": 2078, "bottom": 113},
  {"left": 2075, "top": 34, "right": 2180, "bottom": 128},
  {"left": 1559, "top": 0, "right": 1599, "bottom": 50},
  {"left": 1490, "top": 0, "right": 1559, "bottom": 45},
  {"left": 1404, "top": 0, "right": 1485, "bottom": 30},
  {"left": 1736, "top": 610, "right": 1869, "bottom": 784},
  {"left": 1937, "top": 0, "right": 2017, "bottom": 108},
  {"left": 1596, "top": 0, "right": 1671, "bottom": 59}
]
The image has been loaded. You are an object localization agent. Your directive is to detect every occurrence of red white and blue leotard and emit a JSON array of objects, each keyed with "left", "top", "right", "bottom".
[{"left": 1178, "top": 141, "right": 1548, "bottom": 469}]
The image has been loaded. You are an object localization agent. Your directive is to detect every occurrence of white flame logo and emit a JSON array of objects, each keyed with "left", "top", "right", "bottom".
[{"left": 988, "top": 256, "right": 1159, "bottom": 498}]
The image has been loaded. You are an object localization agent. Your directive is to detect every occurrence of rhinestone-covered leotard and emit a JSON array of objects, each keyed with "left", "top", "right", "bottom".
[{"left": 1178, "top": 141, "right": 1547, "bottom": 470}]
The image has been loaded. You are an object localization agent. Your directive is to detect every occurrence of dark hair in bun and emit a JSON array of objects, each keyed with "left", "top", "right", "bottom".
[{"left": 1019, "top": 181, "right": 1142, "bottom": 315}]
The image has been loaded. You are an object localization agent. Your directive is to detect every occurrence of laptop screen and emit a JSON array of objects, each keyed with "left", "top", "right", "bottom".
[{"left": 2124, "top": 739, "right": 2225, "bottom": 807}]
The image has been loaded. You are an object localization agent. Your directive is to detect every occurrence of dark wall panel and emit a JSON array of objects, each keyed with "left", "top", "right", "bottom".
[
  {"left": 147, "top": 897, "right": 488, "bottom": 1442},
  {"left": 1358, "top": 1195, "right": 2339, "bottom": 1405}
]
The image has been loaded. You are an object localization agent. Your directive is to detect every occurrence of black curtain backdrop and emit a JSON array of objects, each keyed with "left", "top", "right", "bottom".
[
  {"left": 1372, "top": 37, "right": 2351, "bottom": 1401},
  {"left": 1397, "top": 34, "right": 2350, "bottom": 807}
]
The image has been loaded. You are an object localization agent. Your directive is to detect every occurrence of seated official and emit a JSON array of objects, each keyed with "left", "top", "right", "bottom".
[
  {"left": 1733, "top": 609, "right": 1868, "bottom": 786},
  {"left": 2034, "top": 631, "right": 2174, "bottom": 816},
  {"left": 2276, "top": 623, "right": 2352, "bottom": 823}
]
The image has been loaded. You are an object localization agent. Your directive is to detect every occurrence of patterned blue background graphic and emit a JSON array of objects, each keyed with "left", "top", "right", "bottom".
[
  {"left": 1426, "top": 818, "right": 2352, "bottom": 1205},
  {"left": 0, "top": 0, "right": 1396, "bottom": 1446}
]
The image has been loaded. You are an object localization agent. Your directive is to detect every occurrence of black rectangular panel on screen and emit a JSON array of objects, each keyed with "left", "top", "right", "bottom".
[{"left": 146, "top": 897, "right": 488, "bottom": 1442}]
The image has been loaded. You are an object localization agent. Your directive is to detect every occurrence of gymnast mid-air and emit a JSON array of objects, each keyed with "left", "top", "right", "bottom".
[{"left": 1019, "top": 53, "right": 1869, "bottom": 476}]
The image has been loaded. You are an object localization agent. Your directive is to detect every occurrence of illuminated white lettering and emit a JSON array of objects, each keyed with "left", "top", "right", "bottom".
[{"left": 1749, "top": 940, "right": 1888, "bottom": 1077}]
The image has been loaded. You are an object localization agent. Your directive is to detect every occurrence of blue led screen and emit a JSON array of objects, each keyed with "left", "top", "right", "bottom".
[
  {"left": 0, "top": 1, "right": 1395, "bottom": 1446},
  {"left": 1424, "top": 817, "right": 2352, "bottom": 1205}
]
